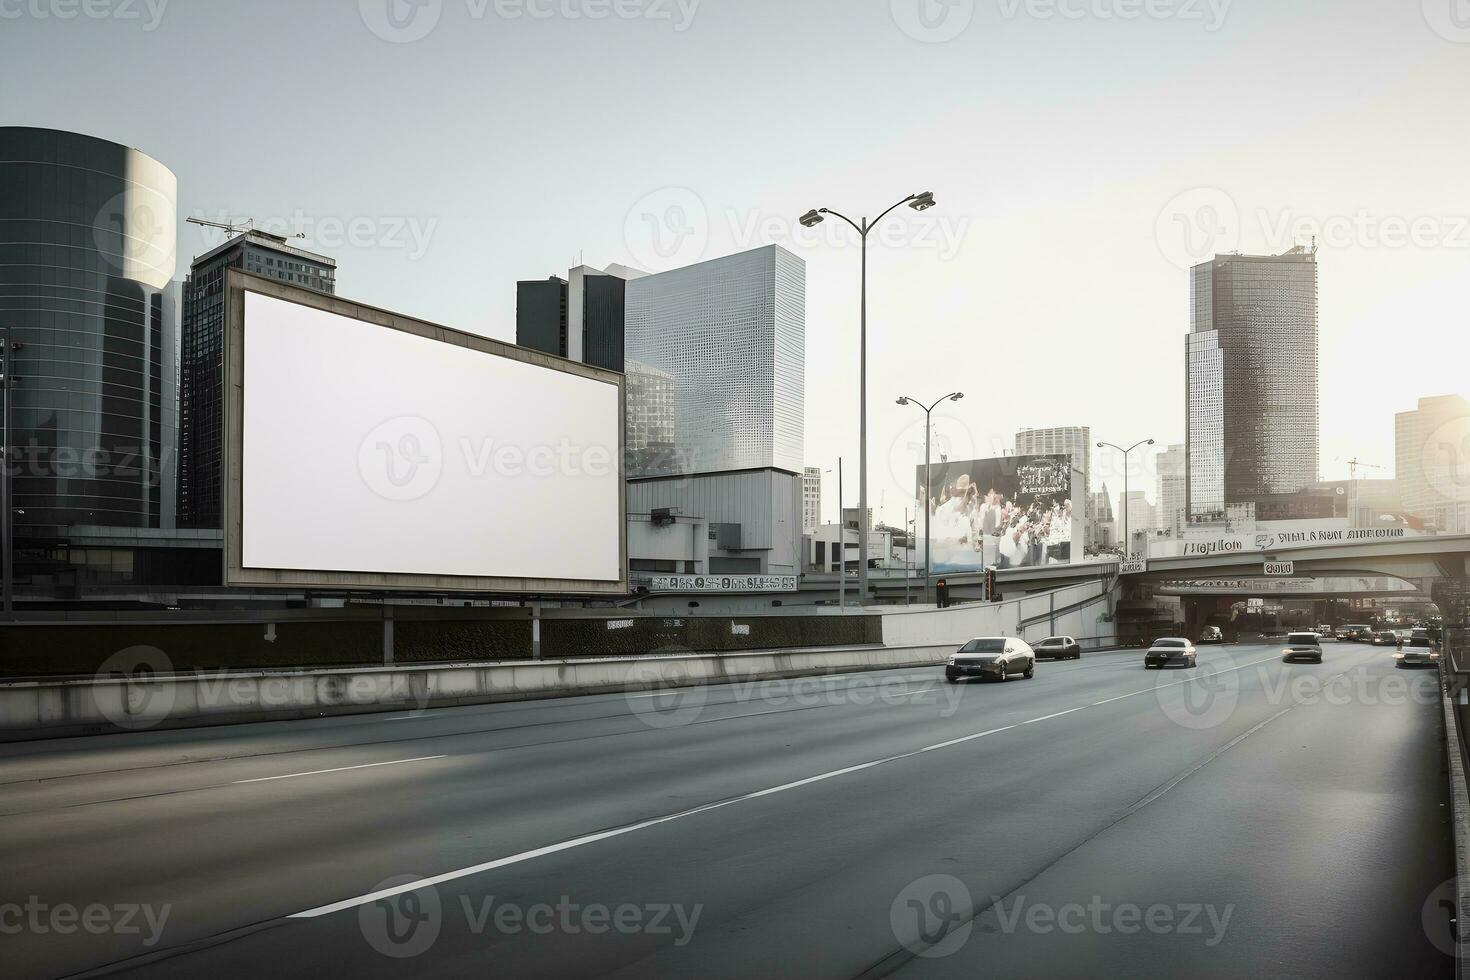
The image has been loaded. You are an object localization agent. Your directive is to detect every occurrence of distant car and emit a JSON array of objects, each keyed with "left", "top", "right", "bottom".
[
  {"left": 1395, "top": 636, "right": 1440, "bottom": 669},
  {"left": 1371, "top": 629, "right": 1399, "bottom": 647},
  {"left": 1339, "top": 624, "right": 1371, "bottom": 642},
  {"left": 946, "top": 637, "right": 1036, "bottom": 683},
  {"left": 1199, "top": 626, "right": 1224, "bottom": 644},
  {"left": 1315, "top": 624, "right": 1335, "bottom": 638},
  {"left": 1033, "top": 636, "right": 1081, "bottom": 660},
  {"left": 1144, "top": 637, "right": 1198, "bottom": 669},
  {"left": 1281, "top": 631, "right": 1323, "bottom": 664}
]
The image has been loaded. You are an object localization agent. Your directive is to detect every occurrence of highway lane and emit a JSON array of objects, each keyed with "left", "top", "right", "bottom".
[{"left": 0, "top": 641, "right": 1453, "bottom": 978}]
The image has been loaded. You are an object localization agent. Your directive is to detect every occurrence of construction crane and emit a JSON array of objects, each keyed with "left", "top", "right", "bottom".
[
  {"left": 1340, "top": 458, "right": 1386, "bottom": 525},
  {"left": 1345, "top": 457, "right": 1385, "bottom": 481},
  {"left": 185, "top": 216, "right": 302, "bottom": 242}
]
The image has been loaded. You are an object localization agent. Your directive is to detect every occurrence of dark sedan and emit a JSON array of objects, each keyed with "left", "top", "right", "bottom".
[
  {"left": 1033, "top": 636, "right": 1082, "bottom": 660},
  {"left": 1144, "top": 637, "right": 1198, "bottom": 669}
]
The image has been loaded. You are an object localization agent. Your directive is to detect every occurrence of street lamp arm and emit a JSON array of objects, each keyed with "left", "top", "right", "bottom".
[
  {"left": 871, "top": 194, "right": 920, "bottom": 229},
  {"left": 818, "top": 208, "right": 864, "bottom": 237}
]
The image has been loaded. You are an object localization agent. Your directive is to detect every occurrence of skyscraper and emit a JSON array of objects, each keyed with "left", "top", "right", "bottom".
[
  {"left": 1186, "top": 247, "right": 1319, "bottom": 522},
  {"left": 1396, "top": 394, "right": 1470, "bottom": 532},
  {"left": 802, "top": 466, "right": 822, "bottom": 533},
  {"left": 178, "top": 230, "right": 336, "bottom": 528},
  {"left": 624, "top": 244, "right": 805, "bottom": 478},
  {"left": 516, "top": 265, "right": 631, "bottom": 373},
  {"left": 1156, "top": 443, "right": 1187, "bottom": 536},
  {"left": 0, "top": 127, "right": 185, "bottom": 598}
]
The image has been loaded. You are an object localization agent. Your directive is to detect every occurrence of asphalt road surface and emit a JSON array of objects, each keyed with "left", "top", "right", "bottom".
[{"left": 0, "top": 641, "right": 1454, "bottom": 979}]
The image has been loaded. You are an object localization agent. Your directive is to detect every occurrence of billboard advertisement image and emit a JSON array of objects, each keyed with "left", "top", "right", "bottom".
[
  {"left": 225, "top": 274, "right": 625, "bottom": 594},
  {"left": 915, "top": 454, "right": 1081, "bottom": 572}
]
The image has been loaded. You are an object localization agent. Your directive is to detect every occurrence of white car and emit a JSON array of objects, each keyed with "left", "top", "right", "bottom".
[
  {"left": 945, "top": 637, "right": 1036, "bottom": 683},
  {"left": 1144, "top": 637, "right": 1198, "bottom": 669}
]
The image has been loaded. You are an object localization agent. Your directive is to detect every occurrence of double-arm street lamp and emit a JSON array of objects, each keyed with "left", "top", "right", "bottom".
[
  {"left": 799, "top": 191, "right": 938, "bottom": 607},
  {"left": 897, "top": 392, "right": 964, "bottom": 604},
  {"left": 1096, "top": 437, "right": 1155, "bottom": 557}
]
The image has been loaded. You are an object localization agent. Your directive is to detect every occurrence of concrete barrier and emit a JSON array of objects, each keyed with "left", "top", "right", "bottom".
[{"left": 0, "top": 642, "right": 955, "bottom": 741}]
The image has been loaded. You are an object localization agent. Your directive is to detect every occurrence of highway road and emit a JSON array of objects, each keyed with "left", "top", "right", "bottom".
[{"left": 0, "top": 641, "right": 1454, "bottom": 978}]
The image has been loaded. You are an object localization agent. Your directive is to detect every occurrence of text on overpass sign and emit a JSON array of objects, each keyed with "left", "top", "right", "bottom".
[
  {"left": 649, "top": 575, "right": 798, "bottom": 593},
  {"left": 1263, "top": 560, "right": 1296, "bottom": 577}
]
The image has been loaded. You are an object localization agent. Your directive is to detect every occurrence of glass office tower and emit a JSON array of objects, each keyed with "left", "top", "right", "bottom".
[
  {"left": 624, "top": 244, "right": 805, "bottom": 478},
  {"left": 1186, "top": 248, "right": 1320, "bottom": 522},
  {"left": 0, "top": 127, "right": 187, "bottom": 598}
]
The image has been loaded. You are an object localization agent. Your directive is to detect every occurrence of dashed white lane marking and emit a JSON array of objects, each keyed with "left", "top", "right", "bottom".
[{"left": 233, "top": 756, "right": 446, "bottom": 784}]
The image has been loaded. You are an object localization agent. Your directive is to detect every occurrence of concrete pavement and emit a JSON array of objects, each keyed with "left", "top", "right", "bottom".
[{"left": 0, "top": 641, "right": 1453, "bottom": 978}]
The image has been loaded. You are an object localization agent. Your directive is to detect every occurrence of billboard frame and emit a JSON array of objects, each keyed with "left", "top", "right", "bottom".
[{"left": 222, "top": 269, "right": 628, "bottom": 596}]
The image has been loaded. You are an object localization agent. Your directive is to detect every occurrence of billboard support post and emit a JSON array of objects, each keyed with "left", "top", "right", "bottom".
[{"left": 382, "top": 606, "right": 394, "bottom": 665}]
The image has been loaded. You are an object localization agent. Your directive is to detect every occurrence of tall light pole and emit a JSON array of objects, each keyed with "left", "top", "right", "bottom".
[
  {"left": 0, "top": 329, "right": 13, "bottom": 617},
  {"left": 898, "top": 392, "right": 964, "bottom": 604},
  {"left": 1097, "top": 438, "right": 1155, "bottom": 557},
  {"left": 800, "top": 190, "right": 938, "bottom": 608}
]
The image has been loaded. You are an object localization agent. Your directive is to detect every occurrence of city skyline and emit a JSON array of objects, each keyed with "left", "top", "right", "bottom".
[{"left": 8, "top": 0, "right": 1468, "bottom": 530}]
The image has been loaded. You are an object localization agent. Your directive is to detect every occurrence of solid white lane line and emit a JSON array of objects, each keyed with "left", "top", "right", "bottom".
[
  {"left": 234, "top": 756, "right": 446, "bottom": 784},
  {"left": 282, "top": 651, "right": 1307, "bottom": 919}
]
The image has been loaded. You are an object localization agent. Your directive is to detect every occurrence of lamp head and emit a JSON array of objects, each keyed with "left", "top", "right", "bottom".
[
  {"left": 949, "top": 392, "right": 964, "bottom": 402},
  {"left": 896, "top": 397, "right": 910, "bottom": 406},
  {"left": 799, "top": 209, "right": 825, "bottom": 228},
  {"left": 909, "top": 191, "right": 937, "bottom": 212}
]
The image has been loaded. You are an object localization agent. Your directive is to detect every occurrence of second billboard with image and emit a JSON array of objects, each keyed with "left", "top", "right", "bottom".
[{"left": 915, "top": 454, "right": 1081, "bottom": 572}]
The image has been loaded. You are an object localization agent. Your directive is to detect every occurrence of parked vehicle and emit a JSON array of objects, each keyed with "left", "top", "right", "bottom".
[
  {"left": 1033, "top": 636, "right": 1082, "bottom": 660},
  {"left": 1281, "top": 632, "right": 1323, "bottom": 664},
  {"left": 1144, "top": 637, "right": 1198, "bottom": 669},
  {"left": 945, "top": 637, "right": 1036, "bottom": 683},
  {"left": 1199, "top": 625, "right": 1224, "bottom": 644}
]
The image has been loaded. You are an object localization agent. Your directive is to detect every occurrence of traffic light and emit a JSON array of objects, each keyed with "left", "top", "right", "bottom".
[{"left": 985, "top": 567, "right": 998, "bottom": 602}]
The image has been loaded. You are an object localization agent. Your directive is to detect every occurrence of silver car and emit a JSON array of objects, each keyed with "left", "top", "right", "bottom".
[
  {"left": 1281, "top": 631, "right": 1323, "bottom": 664},
  {"left": 1395, "top": 636, "right": 1440, "bottom": 669},
  {"left": 946, "top": 637, "right": 1037, "bottom": 683}
]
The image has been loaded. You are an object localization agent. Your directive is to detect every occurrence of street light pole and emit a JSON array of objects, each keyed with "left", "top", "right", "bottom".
[
  {"left": 1097, "top": 437, "right": 1155, "bottom": 558},
  {"left": 0, "top": 329, "right": 13, "bottom": 617},
  {"left": 898, "top": 392, "right": 964, "bottom": 605},
  {"left": 837, "top": 456, "right": 844, "bottom": 610},
  {"left": 800, "top": 191, "right": 937, "bottom": 609}
]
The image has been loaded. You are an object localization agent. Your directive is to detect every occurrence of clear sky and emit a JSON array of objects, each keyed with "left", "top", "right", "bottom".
[{"left": 7, "top": 0, "right": 1468, "bottom": 526}]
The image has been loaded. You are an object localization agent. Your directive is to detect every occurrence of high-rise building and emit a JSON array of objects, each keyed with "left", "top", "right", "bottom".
[
  {"left": 624, "top": 244, "right": 805, "bottom": 479},
  {"left": 1396, "top": 394, "right": 1470, "bottom": 532},
  {"left": 1186, "top": 248, "right": 1319, "bottom": 522},
  {"left": 625, "top": 359, "right": 677, "bottom": 474},
  {"left": 0, "top": 127, "right": 187, "bottom": 598},
  {"left": 178, "top": 230, "right": 336, "bottom": 528},
  {"left": 802, "top": 466, "right": 822, "bottom": 533},
  {"left": 1156, "top": 443, "right": 1187, "bottom": 536},
  {"left": 516, "top": 265, "right": 632, "bottom": 373},
  {"left": 1090, "top": 483, "right": 1116, "bottom": 548},
  {"left": 1118, "top": 490, "right": 1156, "bottom": 542}
]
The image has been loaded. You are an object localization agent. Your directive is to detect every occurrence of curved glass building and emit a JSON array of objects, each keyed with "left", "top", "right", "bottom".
[{"left": 0, "top": 127, "right": 184, "bottom": 598}]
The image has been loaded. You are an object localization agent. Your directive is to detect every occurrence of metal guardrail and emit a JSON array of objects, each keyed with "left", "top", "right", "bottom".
[{"left": 1442, "top": 650, "right": 1470, "bottom": 978}]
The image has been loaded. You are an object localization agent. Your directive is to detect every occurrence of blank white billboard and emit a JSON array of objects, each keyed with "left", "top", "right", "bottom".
[{"left": 239, "top": 291, "right": 622, "bottom": 584}]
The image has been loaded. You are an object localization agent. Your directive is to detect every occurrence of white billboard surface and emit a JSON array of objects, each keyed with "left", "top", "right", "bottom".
[{"left": 240, "top": 292, "right": 622, "bottom": 582}]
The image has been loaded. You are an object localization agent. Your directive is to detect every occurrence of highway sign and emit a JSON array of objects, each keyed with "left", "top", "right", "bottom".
[{"left": 1263, "top": 560, "right": 1296, "bottom": 577}]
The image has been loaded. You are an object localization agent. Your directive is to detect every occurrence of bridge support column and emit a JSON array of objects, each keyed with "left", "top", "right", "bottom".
[{"left": 1431, "top": 562, "right": 1470, "bottom": 669}]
